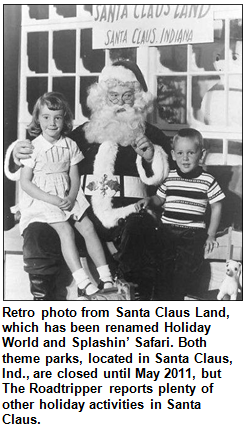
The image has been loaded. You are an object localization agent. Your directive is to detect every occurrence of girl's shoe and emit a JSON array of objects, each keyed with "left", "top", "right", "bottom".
[
  {"left": 77, "top": 282, "right": 99, "bottom": 299},
  {"left": 97, "top": 279, "right": 118, "bottom": 293}
]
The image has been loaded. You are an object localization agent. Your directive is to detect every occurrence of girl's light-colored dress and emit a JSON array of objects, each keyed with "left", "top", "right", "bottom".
[{"left": 19, "top": 134, "right": 89, "bottom": 234}]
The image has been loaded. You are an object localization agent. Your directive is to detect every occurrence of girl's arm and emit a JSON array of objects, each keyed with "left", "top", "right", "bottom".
[
  {"left": 67, "top": 164, "right": 80, "bottom": 202},
  {"left": 59, "top": 164, "right": 80, "bottom": 211},
  {"left": 20, "top": 166, "right": 62, "bottom": 206}
]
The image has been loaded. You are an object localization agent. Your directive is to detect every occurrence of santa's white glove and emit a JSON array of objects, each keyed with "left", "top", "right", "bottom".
[
  {"left": 132, "top": 135, "right": 154, "bottom": 162},
  {"left": 13, "top": 139, "right": 34, "bottom": 166}
]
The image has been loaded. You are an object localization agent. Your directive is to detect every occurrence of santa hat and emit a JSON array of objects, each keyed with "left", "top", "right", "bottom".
[{"left": 99, "top": 60, "right": 148, "bottom": 92}]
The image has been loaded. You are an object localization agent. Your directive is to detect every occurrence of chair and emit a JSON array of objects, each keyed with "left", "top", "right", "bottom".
[{"left": 204, "top": 226, "right": 242, "bottom": 262}]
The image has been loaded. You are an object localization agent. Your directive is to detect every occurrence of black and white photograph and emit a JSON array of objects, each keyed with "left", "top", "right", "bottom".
[{"left": 3, "top": 4, "right": 242, "bottom": 302}]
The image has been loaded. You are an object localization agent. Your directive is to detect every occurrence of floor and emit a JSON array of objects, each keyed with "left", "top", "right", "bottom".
[{"left": 4, "top": 224, "right": 242, "bottom": 301}]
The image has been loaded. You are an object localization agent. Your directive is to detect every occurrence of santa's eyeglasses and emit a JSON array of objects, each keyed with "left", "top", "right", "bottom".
[{"left": 108, "top": 91, "right": 134, "bottom": 104}]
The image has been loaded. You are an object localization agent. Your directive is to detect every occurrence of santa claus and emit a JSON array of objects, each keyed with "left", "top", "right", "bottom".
[{"left": 5, "top": 60, "right": 170, "bottom": 300}]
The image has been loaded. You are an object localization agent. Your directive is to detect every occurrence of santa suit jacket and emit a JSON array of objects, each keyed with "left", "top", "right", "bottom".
[{"left": 69, "top": 121, "right": 171, "bottom": 238}]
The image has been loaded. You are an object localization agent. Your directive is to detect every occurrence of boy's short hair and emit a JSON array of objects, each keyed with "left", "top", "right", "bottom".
[{"left": 172, "top": 128, "right": 204, "bottom": 150}]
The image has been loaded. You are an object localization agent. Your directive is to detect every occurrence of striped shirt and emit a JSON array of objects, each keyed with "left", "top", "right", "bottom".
[{"left": 157, "top": 168, "right": 225, "bottom": 229}]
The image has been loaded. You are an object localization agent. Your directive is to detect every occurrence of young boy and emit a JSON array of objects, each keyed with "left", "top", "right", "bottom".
[{"left": 135, "top": 128, "right": 225, "bottom": 300}]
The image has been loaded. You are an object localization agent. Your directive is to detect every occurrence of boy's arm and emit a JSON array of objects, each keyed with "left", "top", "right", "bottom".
[
  {"left": 135, "top": 195, "right": 165, "bottom": 212},
  {"left": 59, "top": 164, "right": 80, "bottom": 211},
  {"left": 205, "top": 201, "right": 223, "bottom": 253},
  {"left": 20, "top": 166, "right": 62, "bottom": 206},
  {"left": 149, "top": 195, "right": 165, "bottom": 207}
]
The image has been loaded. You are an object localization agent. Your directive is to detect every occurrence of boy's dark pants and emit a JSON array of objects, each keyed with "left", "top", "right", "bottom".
[{"left": 155, "top": 225, "right": 207, "bottom": 300}]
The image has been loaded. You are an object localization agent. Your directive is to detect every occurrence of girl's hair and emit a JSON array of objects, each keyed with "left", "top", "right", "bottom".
[{"left": 27, "top": 92, "right": 73, "bottom": 137}]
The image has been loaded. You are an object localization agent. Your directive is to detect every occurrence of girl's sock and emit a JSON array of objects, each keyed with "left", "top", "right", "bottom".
[
  {"left": 72, "top": 268, "right": 98, "bottom": 295},
  {"left": 97, "top": 265, "right": 113, "bottom": 289}
]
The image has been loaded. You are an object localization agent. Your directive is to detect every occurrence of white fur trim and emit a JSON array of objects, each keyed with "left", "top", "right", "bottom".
[
  {"left": 136, "top": 144, "right": 169, "bottom": 186},
  {"left": 99, "top": 65, "right": 137, "bottom": 86},
  {"left": 4, "top": 140, "right": 21, "bottom": 181},
  {"left": 91, "top": 140, "right": 137, "bottom": 228},
  {"left": 92, "top": 196, "right": 137, "bottom": 229},
  {"left": 93, "top": 140, "right": 118, "bottom": 176}
]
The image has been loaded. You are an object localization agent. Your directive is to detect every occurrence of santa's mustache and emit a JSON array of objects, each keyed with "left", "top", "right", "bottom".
[
  {"left": 110, "top": 103, "right": 136, "bottom": 116},
  {"left": 106, "top": 104, "right": 143, "bottom": 127},
  {"left": 104, "top": 105, "right": 143, "bottom": 132},
  {"left": 85, "top": 101, "right": 146, "bottom": 146}
]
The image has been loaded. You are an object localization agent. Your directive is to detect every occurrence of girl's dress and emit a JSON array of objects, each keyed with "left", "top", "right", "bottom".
[{"left": 19, "top": 134, "right": 89, "bottom": 234}]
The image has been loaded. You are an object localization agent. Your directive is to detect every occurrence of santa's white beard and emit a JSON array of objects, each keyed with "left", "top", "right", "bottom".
[{"left": 85, "top": 103, "right": 146, "bottom": 147}]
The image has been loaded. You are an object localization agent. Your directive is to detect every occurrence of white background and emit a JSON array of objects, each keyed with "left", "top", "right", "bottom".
[
  {"left": 1, "top": 300, "right": 245, "bottom": 428},
  {"left": 1, "top": 1, "right": 245, "bottom": 428}
]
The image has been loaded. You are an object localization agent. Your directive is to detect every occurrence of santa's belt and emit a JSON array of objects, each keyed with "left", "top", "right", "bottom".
[{"left": 81, "top": 174, "right": 147, "bottom": 198}]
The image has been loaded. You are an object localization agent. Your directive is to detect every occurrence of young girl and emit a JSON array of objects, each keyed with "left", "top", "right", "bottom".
[{"left": 19, "top": 92, "right": 114, "bottom": 299}]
